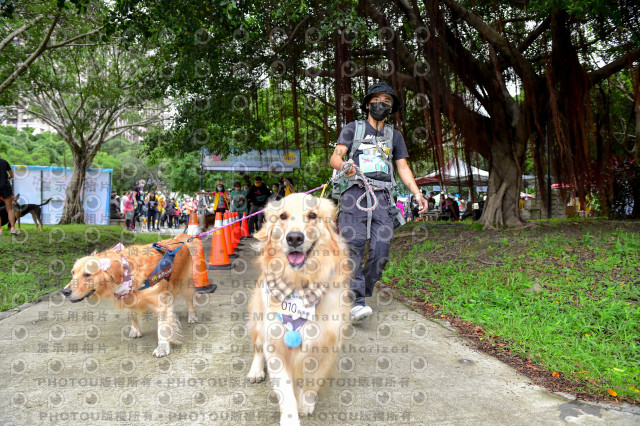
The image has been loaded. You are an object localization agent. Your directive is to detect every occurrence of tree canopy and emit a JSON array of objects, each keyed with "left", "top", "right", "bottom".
[{"left": 2, "top": 0, "right": 639, "bottom": 222}]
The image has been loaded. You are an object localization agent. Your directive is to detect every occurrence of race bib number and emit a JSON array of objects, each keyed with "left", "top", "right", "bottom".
[
  {"left": 266, "top": 287, "right": 316, "bottom": 320},
  {"left": 358, "top": 147, "right": 389, "bottom": 174}
]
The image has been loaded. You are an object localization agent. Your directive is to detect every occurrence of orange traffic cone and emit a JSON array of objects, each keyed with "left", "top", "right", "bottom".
[
  {"left": 231, "top": 213, "right": 242, "bottom": 251},
  {"left": 187, "top": 211, "right": 199, "bottom": 235},
  {"left": 208, "top": 212, "right": 233, "bottom": 270},
  {"left": 241, "top": 212, "right": 250, "bottom": 239},
  {"left": 193, "top": 236, "right": 217, "bottom": 293},
  {"left": 223, "top": 212, "right": 238, "bottom": 258},
  {"left": 233, "top": 212, "right": 244, "bottom": 247}
]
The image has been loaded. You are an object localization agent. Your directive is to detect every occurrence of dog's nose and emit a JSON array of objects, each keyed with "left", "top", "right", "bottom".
[
  {"left": 286, "top": 231, "right": 305, "bottom": 248},
  {"left": 61, "top": 288, "right": 72, "bottom": 297}
]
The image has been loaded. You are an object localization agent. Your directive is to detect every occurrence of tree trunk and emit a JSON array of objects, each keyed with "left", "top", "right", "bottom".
[
  {"left": 480, "top": 136, "right": 525, "bottom": 228},
  {"left": 59, "top": 153, "right": 90, "bottom": 224},
  {"left": 290, "top": 53, "right": 301, "bottom": 149}
]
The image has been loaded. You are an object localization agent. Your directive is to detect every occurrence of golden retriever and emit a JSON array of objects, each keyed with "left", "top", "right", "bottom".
[
  {"left": 247, "top": 193, "right": 352, "bottom": 424},
  {"left": 62, "top": 233, "right": 199, "bottom": 357}
]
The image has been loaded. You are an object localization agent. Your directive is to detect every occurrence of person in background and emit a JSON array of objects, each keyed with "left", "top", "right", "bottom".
[
  {"left": 459, "top": 197, "right": 468, "bottom": 212},
  {"left": 157, "top": 191, "right": 166, "bottom": 228},
  {"left": 427, "top": 191, "right": 436, "bottom": 210},
  {"left": 132, "top": 180, "right": 144, "bottom": 230},
  {"left": 145, "top": 192, "right": 159, "bottom": 232},
  {"left": 269, "top": 182, "right": 281, "bottom": 202},
  {"left": 123, "top": 191, "right": 135, "bottom": 231},
  {"left": 109, "top": 191, "right": 122, "bottom": 220},
  {"left": 445, "top": 197, "right": 460, "bottom": 221},
  {"left": 0, "top": 154, "right": 17, "bottom": 235},
  {"left": 211, "top": 182, "right": 229, "bottom": 214},
  {"left": 229, "top": 181, "right": 248, "bottom": 217},
  {"left": 279, "top": 177, "right": 296, "bottom": 197},
  {"left": 246, "top": 176, "right": 271, "bottom": 233},
  {"left": 183, "top": 195, "right": 196, "bottom": 229},
  {"left": 165, "top": 197, "right": 177, "bottom": 229}
]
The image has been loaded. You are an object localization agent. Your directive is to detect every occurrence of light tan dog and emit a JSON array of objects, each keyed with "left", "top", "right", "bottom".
[
  {"left": 62, "top": 234, "right": 198, "bottom": 357},
  {"left": 247, "top": 193, "right": 352, "bottom": 425}
]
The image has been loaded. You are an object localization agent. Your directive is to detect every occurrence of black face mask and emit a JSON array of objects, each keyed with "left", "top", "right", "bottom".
[{"left": 369, "top": 102, "right": 392, "bottom": 121}]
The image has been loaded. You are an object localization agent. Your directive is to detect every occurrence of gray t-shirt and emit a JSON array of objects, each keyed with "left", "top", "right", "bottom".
[{"left": 337, "top": 121, "right": 409, "bottom": 182}]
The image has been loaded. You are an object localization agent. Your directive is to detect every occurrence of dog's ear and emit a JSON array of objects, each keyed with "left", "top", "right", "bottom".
[
  {"left": 91, "top": 248, "right": 98, "bottom": 255},
  {"left": 253, "top": 224, "right": 268, "bottom": 241},
  {"left": 317, "top": 197, "right": 339, "bottom": 241}
]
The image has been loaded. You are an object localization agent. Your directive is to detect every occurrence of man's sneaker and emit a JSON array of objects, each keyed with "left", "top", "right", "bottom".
[
  {"left": 350, "top": 305, "right": 373, "bottom": 324},
  {"left": 10, "top": 228, "right": 19, "bottom": 235}
]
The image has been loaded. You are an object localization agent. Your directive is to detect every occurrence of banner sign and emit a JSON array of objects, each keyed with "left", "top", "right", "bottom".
[
  {"left": 11, "top": 165, "right": 112, "bottom": 225},
  {"left": 201, "top": 148, "right": 301, "bottom": 172}
]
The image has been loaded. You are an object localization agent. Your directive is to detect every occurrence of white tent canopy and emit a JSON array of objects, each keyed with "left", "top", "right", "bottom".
[{"left": 416, "top": 158, "right": 489, "bottom": 187}]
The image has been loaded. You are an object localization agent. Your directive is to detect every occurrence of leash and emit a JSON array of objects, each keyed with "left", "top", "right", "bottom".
[{"left": 186, "top": 162, "right": 378, "bottom": 242}]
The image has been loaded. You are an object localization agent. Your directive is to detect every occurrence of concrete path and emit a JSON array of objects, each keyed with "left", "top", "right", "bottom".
[{"left": 1, "top": 237, "right": 638, "bottom": 425}]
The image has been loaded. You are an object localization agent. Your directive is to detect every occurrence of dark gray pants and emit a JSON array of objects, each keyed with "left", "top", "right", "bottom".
[
  {"left": 248, "top": 204, "right": 265, "bottom": 234},
  {"left": 338, "top": 186, "right": 394, "bottom": 307}
]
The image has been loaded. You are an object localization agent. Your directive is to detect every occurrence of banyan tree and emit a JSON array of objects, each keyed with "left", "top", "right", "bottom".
[{"left": 110, "top": 0, "right": 640, "bottom": 225}]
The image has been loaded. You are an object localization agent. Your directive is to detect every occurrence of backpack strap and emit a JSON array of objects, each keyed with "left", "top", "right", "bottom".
[{"left": 347, "top": 120, "right": 367, "bottom": 160}]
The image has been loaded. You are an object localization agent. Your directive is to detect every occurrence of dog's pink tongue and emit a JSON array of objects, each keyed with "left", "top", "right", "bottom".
[{"left": 287, "top": 252, "right": 305, "bottom": 265}]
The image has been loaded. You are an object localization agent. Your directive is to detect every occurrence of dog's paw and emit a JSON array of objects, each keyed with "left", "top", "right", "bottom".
[
  {"left": 129, "top": 327, "right": 142, "bottom": 338},
  {"left": 188, "top": 313, "right": 198, "bottom": 324},
  {"left": 298, "top": 404, "right": 315, "bottom": 417},
  {"left": 153, "top": 342, "right": 171, "bottom": 357},
  {"left": 298, "top": 392, "right": 317, "bottom": 417},
  {"left": 247, "top": 368, "right": 265, "bottom": 383}
]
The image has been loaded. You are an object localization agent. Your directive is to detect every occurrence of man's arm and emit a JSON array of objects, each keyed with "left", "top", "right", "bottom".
[
  {"left": 330, "top": 144, "right": 356, "bottom": 176},
  {"left": 396, "top": 158, "right": 428, "bottom": 214}
]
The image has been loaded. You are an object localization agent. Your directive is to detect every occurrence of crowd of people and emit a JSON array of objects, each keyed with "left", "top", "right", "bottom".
[
  {"left": 109, "top": 176, "right": 296, "bottom": 233},
  {"left": 109, "top": 178, "right": 480, "bottom": 233},
  {"left": 403, "top": 190, "right": 476, "bottom": 222}
]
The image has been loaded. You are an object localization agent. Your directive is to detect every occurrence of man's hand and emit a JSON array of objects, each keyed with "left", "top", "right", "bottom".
[
  {"left": 344, "top": 159, "right": 356, "bottom": 177},
  {"left": 415, "top": 194, "right": 428, "bottom": 214}
]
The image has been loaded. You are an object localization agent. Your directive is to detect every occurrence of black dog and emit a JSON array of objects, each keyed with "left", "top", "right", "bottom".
[{"left": 0, "top": 195, "right": 52, "bottom": 231}]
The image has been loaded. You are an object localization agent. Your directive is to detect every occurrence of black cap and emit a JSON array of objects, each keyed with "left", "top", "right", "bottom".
[{"left": 360, "top": 82, "right": 401, "bottom": 114}]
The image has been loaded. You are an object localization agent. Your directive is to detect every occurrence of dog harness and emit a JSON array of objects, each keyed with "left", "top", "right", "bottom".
[
  {"left": 139, "top": 242, "right": 185, "bottom": 290},
  {"left": 331, "top": 120, "right": 405, "bottom": 238}
]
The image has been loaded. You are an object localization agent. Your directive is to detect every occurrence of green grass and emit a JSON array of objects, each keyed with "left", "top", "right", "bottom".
[
  {"left": 383, "top": 219, "right": 640, "bottom": 401},
  {"left": 0, "top": 224, "right": 167, "bottom": 311}
]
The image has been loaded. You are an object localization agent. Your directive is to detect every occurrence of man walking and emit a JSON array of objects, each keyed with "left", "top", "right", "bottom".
[
  {"left": 330, "top": 82, "right": 427, "bottom": 323},
  {"left": 246, "top": 176, "right": 271, "bottom": 234}
]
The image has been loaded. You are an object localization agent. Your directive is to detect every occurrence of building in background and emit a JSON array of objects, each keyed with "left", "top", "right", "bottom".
[
  {"left": 0, "top": 106, "right": 153, "bottom": 143},
  {"left": 0, "top": 107, "right": 56, "bottom": 134}
]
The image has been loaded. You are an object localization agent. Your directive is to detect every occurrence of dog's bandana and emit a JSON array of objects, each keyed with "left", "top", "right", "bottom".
[
  {"left": 264, "top": 274, "right": 328, "bottom": 308},
  {"left": 112, "top": 243, "right": 134, "bottom": 300}
]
